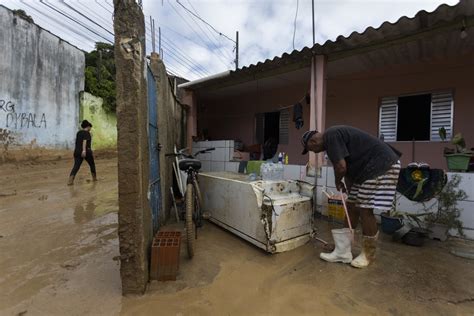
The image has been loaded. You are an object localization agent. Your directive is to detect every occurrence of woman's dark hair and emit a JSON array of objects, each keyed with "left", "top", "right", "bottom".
[{"left": 81, "top": 120, "right": 93, "bottom": 129}]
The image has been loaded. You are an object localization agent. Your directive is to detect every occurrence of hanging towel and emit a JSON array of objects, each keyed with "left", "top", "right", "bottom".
[{"left": 293, "top": 102, "right": 304, "bottom": 129}]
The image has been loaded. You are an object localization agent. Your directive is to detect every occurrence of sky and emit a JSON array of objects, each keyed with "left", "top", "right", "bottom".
[{"left": 0, "top": 0, "right": 460, "bottom": 80}]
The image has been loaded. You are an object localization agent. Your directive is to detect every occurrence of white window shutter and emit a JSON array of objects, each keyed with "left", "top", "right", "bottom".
[
  {"left": 431, "top": 92, "right": 453, "bottom": 141},
  {"left": 279, "top": 109, "right": 290, "bottom": 145},
  {"left": 379, "top": 97, "right": 398, "bottom": 141}
]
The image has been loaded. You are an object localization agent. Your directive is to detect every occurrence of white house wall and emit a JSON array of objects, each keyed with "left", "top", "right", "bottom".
[{"left": 0, "top": 6, "right": 85, "bottom": 149}]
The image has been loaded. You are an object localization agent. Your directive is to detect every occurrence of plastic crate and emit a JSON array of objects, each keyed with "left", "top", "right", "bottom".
[{"left": 150, "top": 231, "right": 181, "bottom": 281}]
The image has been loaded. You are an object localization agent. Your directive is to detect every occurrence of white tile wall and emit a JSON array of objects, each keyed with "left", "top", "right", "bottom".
[
  {"left": 283, "top": 165, "right": 301, "bottom": 180},
  {"left": 201, "top": 161, "right": 211, "bottom": 172},
  {"left": 211, "top": 148, "right": 228, "bottom": 162},
  {"left": 225, "top": 162, "right": 239, "bottom": 173},
  {"left": 211, "top": 162, "right": 225, "bottom": 172}
]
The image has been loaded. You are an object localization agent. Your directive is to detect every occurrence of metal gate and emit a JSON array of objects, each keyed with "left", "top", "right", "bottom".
[{"left": 147, "top": 66, "right": 161, "bottom": 234}]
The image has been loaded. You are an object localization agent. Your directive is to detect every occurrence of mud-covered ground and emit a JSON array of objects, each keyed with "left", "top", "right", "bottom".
[{"left": 1, "top": 157, "right": 473, "bottom": 315}]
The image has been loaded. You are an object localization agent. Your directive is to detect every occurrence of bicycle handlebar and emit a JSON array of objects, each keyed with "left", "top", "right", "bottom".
[{"left": 165, "top": 147, "right": 215, "bottom": 158}]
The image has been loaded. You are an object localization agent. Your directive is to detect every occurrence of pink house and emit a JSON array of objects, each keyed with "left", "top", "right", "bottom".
[{"left": 181, "top": 0, "right": 474, "bottom": 170}]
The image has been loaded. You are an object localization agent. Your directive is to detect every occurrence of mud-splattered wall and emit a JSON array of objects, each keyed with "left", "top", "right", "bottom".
[
  {"left": 80, "top": 92, "right": 117, "bottom": 150},
  {"left": 0, "top": 5, "right": 84, "bottom": 150}
]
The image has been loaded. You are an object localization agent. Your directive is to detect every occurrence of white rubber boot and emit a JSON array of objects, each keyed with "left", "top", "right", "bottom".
[
  {"left": 320, "top": 228, "right": 353, "bottom": 263},
  {"left": 351, "top": 232, "right": 379, "bottom": 268}
]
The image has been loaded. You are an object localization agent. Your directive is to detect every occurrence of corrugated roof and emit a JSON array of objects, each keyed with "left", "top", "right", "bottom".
[{"left": 182, "top": 0, "right": 474, "bottom": 90}]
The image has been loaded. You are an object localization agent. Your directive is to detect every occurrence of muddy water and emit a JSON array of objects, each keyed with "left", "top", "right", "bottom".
[
  {"left": 1, "top": 158, "right": 474, "bottom": 315},
  {"left": 0, "top": 158, "right": 121, "bottom": 315}
]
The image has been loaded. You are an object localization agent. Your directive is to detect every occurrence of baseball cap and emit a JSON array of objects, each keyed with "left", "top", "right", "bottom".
[{"left": 301, "top": 130, "right": 317, "bottom": 155}]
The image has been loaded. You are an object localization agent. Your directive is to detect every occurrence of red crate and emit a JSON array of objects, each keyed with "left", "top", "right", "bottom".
[{"left": 150, "top": 231, "right": 181, "bottom": 281}]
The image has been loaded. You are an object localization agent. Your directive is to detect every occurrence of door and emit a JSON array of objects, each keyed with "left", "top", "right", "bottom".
[{"left": 147, "top": 66, "right": 161, "bottom": 234}]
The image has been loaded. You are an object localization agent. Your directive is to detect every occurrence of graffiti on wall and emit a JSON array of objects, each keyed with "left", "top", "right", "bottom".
[{"left": 0, "top": 99, "right": 47, "bottom": 129}]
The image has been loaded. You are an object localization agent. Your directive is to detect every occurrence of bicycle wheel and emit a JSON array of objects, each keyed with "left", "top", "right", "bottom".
[
  {"left": 185, "top": 183, "right": 195, "bottom": 259},
  {"left": 194, "top": 180, "right": 203, "bottom": 210}
]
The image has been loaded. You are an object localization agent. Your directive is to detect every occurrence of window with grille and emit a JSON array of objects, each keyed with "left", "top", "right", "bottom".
[{"left": 378, "top": 91, "right": 453, "bottom": 142}]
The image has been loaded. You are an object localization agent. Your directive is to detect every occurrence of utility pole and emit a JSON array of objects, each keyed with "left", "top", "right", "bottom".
[
  {"left": 113, "top": 0, "right": 150, "bottom": 295},
  {"left": 312, "top": 0, "right": 315, "bottom": 45},
  {"left": 235, "top": 31, "right": 239, "bottom": 70}
]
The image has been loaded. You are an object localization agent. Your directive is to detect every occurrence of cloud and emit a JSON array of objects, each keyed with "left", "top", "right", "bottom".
[{"left": 1, "top": 0, "right": 459, "bottom": 80}]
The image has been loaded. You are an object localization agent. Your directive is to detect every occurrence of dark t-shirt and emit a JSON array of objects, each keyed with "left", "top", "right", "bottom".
[
  {"left": 74, "top": 130, "right": 92, "bottom": 157},
  {"left": 323, "top": 126, "right": 400, "bottom": 184}
]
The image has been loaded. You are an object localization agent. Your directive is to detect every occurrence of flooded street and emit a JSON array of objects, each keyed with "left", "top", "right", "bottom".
[
  {"left": 0, "top": 157, "right": 121, "bottom": 315},
  {"left": 1, "top": 157, "right": 474, "bottom": 315}
]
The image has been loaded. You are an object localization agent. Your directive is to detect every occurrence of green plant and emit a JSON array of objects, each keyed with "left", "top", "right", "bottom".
[
  {"left": 439, "top": 128, "right": 472, "bottom": 154},
  {"left": 390, "top": 210, "right": 430, "bottom": 228},
  {"left": 84, "top": 42, "right": 116, "bottom": 112},
  {"left": 425, "top": 174, "right": 466, "bottom": 236}
]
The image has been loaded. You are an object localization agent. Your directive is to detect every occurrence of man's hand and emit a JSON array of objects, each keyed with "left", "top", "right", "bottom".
[
  {"left": 336, "top": 180, "right": 345, "bottom": 192},
  {"left": 81, "top": 150, "right": 86, "bottom": 158},
  {"left": 333, "top": 159, "right": 347, "bottom": 192}
]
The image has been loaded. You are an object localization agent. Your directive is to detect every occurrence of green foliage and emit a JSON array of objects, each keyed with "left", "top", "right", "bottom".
[
  {"left": 425, "top": 174, "right": 467, "bottom": 236},
  {"left": 12, "top": 9, "right": 34, "bottom": 23},
  {"left": 84, "top": 42, "right": 116, "bottom": 112}
]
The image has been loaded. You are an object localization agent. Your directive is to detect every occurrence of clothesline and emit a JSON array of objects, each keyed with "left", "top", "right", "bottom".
[{"left": 278, "top": 93, "right": 308, "bottom": 111}]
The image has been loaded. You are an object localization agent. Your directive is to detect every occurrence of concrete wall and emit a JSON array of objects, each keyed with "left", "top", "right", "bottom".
[
  {"left": 150, "top": 53, "right": 186, "bottom": 223},
  {"left": 80, "top": 92, "right": 117, "bottom": 150},
  {"left": 0, "top": 5, "right": 85, "bottom": 151},
  {"left": 197, "top": 53, "right": 474, "bottom": 168},
  {"left": 326, "top": 53, "right": 474, "bottom": 169}
]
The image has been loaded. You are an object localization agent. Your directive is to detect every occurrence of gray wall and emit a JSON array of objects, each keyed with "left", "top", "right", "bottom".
[{"left": 0, "top": 5, "right": 84, "bottom": 149}]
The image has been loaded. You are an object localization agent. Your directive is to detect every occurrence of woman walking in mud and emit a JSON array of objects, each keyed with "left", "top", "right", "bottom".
[{"left": 67, "top": 120, "right": 97, "bottom": 185}]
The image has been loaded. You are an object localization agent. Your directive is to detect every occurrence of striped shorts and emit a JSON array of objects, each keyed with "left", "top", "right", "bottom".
[{"left": 347, "top": 161, "right": 401, "bottom": 210}]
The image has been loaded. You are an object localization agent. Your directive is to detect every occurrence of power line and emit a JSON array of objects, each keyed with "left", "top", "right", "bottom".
[
  {"left": 167, "top": 0, "right": 229, "bottom": 68},
  {"left": 144, "top": 20, "right": 211, "bottom": 77},
  {"left": 96, "top": 0, "right": 114, "bottom": 15},
  {"left": 180, "top": 0, "right": 233, "bottom": 63},
  {"left": 16, "top": 2, "right": 95, "bottom": 50},
  {"left": 59, "top": 1, "right": 114, "bottom": 37},
  {"left": 175, "top": 0, "right": 235, "bottom": 44},
  {"left": 18, "top": 0, "right": 98, "bottom": 46},
  {"left": 39, "top": 0, "right": 113, "bottom": 43},
  {"left": 76, "top": 0, "right": 113, "bottom": 30},
  {"left": 293, "top": 0, "right": 299, "bottom": 50}
]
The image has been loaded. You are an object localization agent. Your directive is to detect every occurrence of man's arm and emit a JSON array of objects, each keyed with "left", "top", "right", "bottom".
[
  {"left": 333, "top": 159, "right": 347, "bottom": 192},
  {"left": 81, "top": 140, "right": 87, "bottom": 158}
]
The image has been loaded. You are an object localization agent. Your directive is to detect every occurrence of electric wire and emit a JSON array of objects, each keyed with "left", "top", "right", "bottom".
[
  {"left": 96, "top": 0, "right": 114, "bottom": 15},
  {"left": 39, "top": 0, "right": 113, "bottom": 43},
  {"left": 59, "top": 1, "right": 115, "bottom": 37},
  {"left": 144, "top": 20, "right": 211, "bottom": 77},
  {"left": 179, "top": 0, "right": 233, "bottom": 64},
  {"left": 16, "top": 3, "right": 94, "bottom": 51},
  {"left": 76, "top": 0, "right": 113, "bottom": 30},
  {"left": 18, "top": 0, "right": 98, "bottom": 47},
  {"left": 186, "top": 0, "right": 229, "bottom": 57},
  {"left": 175, "top": 0, "right": 235, "bottom": 44},
  {"left": 167, "top": 0, "right": 229, "bottom": 68}
]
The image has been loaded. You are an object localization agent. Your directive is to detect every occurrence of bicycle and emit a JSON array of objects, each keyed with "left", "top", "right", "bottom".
[{"left": 166, "top": 147, "right": 215, "bottom": 259}]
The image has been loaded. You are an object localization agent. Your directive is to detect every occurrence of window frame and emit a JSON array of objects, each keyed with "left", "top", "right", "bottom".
[{"left": 378, "top": 90, "right": 454, "bottom": 143}]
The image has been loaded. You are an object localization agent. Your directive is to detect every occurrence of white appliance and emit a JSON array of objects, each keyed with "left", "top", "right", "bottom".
[{"left": 199, "top": 172, "right": 314, "bottom": 253}]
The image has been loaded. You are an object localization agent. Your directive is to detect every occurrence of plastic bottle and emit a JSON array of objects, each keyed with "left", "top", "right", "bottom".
[
  {"left": 278, "top": 152, "right": 283, "bottom": 164},
  {"left": 284, "top": 153, "right": 289, "bottom": 165}
]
